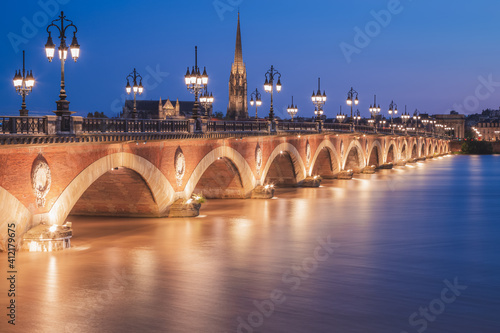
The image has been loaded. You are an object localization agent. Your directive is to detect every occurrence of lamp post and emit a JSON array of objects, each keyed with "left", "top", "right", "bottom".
[
  {"left": 336, "top": 106, "right": 346, "bottom": 123},
  {"left": 264, "top": 65, "right": 282, "bottom": 120},
  {"left": 401, "top": 105, "right": 410, "bottom": 133},
  {"left": 413, "top": 109, "right": 421, "bottom": 135},
  {"left": 346, "top": 87, "right": 359, "bottom": 132},
  {"left": 355, "top": 109, "right": 361, "bottom": 125},
  {"left": 13, "top": 51, "right": 35, "bottom": 116},
  {"left": 44, "top": 11, "right": 80, "bottom": 116},
  {"left": 249, "top": 88, "right": 262, "bottom": 119},
  {"left": 388, "top": 100, "right": 398, "bottom": 134},
  {"left": 287, "top": 96, "right": 298, "bottom": 121},
  {"left": 125, "top": 68, "right": 144, "bottom": 119},
  {"left": 369, "top": 95, "right": 381, "bottom": 127},
  {"left": 184, "top": 46, "right": 209, "bottom": 121},
  {"left": 428, "top": 119, "right": 434, "bottom": 136},
  {"left": 200, "top": 88, "right": 214, "bottom": 119},
  {"left": 312, "top": 78, "right": 327, "bottom": 122},
  {"left": 421, "top": 118, "right": 429, "bottom": 134}
]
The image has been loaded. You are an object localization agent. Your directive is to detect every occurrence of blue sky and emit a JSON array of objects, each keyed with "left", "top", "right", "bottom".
[{"left": 2, "top": 0, "right": 500, "bottom": 119}]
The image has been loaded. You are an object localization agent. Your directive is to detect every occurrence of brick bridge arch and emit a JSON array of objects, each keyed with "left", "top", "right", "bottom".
[
  {"left": 0, "top": 187, "right": 32, "bottom": 251},
  {"left": 367, "top": 140, "right": 384, "bottom": 167},
  {"left": 309, "top": 140, "right": 342, "bottom": 177},
  {"left": 385, "top": 141, "right": 398, "bottom": 164},
  {"left": 261, "top": 142, "right": 307, "bottom": 185},
  {"left": 343, "top": 140, "right": 366, "bottom": 170},
  {"left": 184, "top": 146, "right": 257, "bottom": 198},
  {"left": 48, "top": 153, "right": 176, "bottom": 226},
  {"left": 400, "top": 139, "right": 409, "bottom": 161}
]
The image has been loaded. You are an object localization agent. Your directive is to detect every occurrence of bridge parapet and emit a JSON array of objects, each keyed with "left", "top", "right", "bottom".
[{"left": 0, "top": 115, "right": 451, "bottom": 146}]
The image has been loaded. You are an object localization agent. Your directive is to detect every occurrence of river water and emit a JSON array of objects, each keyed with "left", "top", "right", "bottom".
[{"left": 2, "top": 155, "right": 500, "bottom": 333}]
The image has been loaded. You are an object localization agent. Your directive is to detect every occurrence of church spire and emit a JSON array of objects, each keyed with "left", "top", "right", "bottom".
[{"left": 234, "top": 12, "right": 243, "bottom": 65}]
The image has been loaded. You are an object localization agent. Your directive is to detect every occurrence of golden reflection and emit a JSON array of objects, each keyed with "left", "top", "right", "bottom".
[{"left": 45, "top": 256, "right": 58, "bottom": 306}]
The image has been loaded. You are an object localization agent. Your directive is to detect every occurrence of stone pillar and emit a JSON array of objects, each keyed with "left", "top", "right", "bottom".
[
  {"left": 268, "top": 120, "right": 276, "bottom": 133},
  {"left": 317, "top": 121, "right": 323, "bottom": 133},
  {"left": 199, "top": 119, "right": 208, "bottom": 134},
  {"left": 72, "top": 116, "right": 83, "bottom": 135},
  {"left": 44, "top": 116, "right": 58, "bottom": 135},
  {"left": 188, "top": 119, "right": 196, "bottom": 133}
]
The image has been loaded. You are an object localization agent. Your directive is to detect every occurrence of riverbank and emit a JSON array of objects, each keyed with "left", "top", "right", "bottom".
[{"left": 450, "top": 140, "right": 500, "bottom": 154}]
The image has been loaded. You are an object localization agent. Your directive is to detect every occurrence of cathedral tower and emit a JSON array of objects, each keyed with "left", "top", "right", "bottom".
[{"left": 227, "top": 13, "right": 248, "bottom": 120}]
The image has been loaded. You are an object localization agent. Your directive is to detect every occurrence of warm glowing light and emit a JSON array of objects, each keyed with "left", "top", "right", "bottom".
[{"left": 49, "top": 224, "right": 58, "bottom": 232}]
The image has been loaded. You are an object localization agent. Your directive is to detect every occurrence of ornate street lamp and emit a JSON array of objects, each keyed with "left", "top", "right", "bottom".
[
  {"left": 421, "top": 117, "right": 429, "bottom": 134},
  {"left": 355, "top": 109, "right": 361, "bottom": 125},
  {"left": 200, "top": 88, "right": 214, "bottom": 119},
  {"left": 336, "top": 106, "right": 346, "bottom": 123},
  {"left": 346, "top": 87, "right": 359, "bottom": 131},
  {"left": 369, "top": 95, "right": 381, "bottom": 125},
  {"left": 388, "top": 100, "right": 398, "bottom": 134},
  {"left": 45, "top": 11, "right": 80, "bottom": 116},
  {"left": 13, "top": 51, "right": 35, "bottom": 116},
  {"left": 430, "top": 119, "right": 436, "bottom": 135},
  {"left": 185, "top": 46, "right": 209, "bottom": 120},
  {"left": 401, "top": 105, "right": 411, "bottom": 133},
  {"left": 264, "top": 65, "right": 282, "bottom": 120},
  {"left": 287, "top": 96, "right": 298, "bottom": 121},
  {"left": 413, "top": 109, "right": 421, "bottom": 135},
  {"left": 312, "top": 78, "right": 327, "bottom": 122},
  {"left": 249, "top": 88, "right": 262, "bottom": 119},
  {"left": 125, "top": 68, "right": 144, "bottom": 119}
]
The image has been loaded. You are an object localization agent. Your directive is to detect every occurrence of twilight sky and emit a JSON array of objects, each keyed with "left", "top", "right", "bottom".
[{"left": 2, "top": 0, "right": 500, "bottom": 119}]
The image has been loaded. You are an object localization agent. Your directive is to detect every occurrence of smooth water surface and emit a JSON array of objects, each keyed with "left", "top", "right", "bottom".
[{"left": 1, "top": 155, "right": 499, "bottom": 333}]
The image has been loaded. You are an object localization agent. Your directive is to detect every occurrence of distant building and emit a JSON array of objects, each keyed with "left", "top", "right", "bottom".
[
  {"left": 473, "top": 120, "right": 500, "bottom": 141},
  {"left": 122, "top": 97, "right": 212, "bottom": 119},
  {"left": 435, "top": 112, "right": 466, "bottom": 139},
  {"left": 226, "top": 13, "right": 248, "bottom": 120}
]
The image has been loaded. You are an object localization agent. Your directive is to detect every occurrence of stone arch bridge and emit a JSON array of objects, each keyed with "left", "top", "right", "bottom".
[{"left": 0, "top": 117, "right": 450, "bottom": 250}]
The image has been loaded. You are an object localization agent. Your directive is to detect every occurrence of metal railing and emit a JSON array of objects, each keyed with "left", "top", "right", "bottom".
[
  {"left": 0, "top": 116, "right": 46, "bottom": 134},
  {"left": 354, "top": 125, "right": 376, "bottom": 134},
  {"left": 207, "top": 120, "right": 268, "bottom": 132},
  {"left": 322, "top": 123, "right": 351, "bottom": 132},
  {"left": 0, "top": 115, "right": 452, "bottom": 142},
  {"left": 82, "top": 118, "right": 190, "bottom": 133},
  {"left": 277, "top": 121, "right": 317, "bottom": 132}
]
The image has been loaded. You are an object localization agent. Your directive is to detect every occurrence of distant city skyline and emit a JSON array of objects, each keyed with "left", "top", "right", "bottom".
[{"left": 2, "top": 0, "right": 500, "bottom": 118}]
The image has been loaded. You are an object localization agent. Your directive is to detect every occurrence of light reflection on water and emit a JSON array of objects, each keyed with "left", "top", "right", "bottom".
[{"left": 1, "top": 155, "right": 500, "bottom": 333}]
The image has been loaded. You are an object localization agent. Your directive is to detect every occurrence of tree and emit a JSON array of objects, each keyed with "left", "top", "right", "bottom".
[
  {"left": 213, "top": 111, "right": 224, "bottom": 119},
  {"left": 87, "top": 111, "right": 108, "bottom": 118}
]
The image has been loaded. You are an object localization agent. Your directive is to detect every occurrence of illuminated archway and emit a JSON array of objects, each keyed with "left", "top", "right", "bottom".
[
  {"left": 0, "top": 186, "right": 32, "bottom": 251},
  {"left": 309, "top": 140, "right": 342, "bottom": 177},
  {"left": 185, "top": 146, "right": 256, "bottom": 198},
  {"left": 48, "top": 153, "right": 175, "bottom": 225},
  {"left": 343, "top": 140, "right": 365, "bottom": 170},
  {"left": 261, "top": 143, "right": 307, "bottom": 185}
]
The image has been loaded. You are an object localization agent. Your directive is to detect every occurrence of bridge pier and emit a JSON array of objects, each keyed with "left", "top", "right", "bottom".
[{"left": 301, "top": 176, "right": 322, "bottom": 188}]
